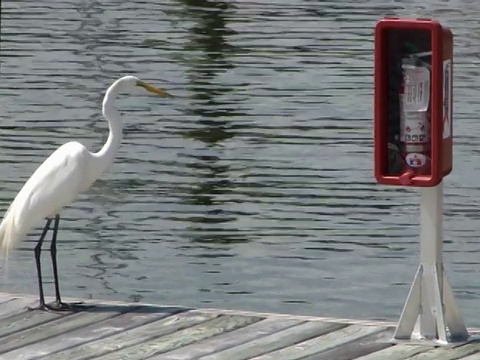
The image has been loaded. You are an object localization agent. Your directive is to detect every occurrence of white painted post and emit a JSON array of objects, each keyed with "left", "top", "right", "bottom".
[{"left": 394, "top": 181, "right": 469, "bottom": 344}]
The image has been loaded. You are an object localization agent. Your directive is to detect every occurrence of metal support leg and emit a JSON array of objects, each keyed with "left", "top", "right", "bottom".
[{"left": 393, "top": 182, "right": 468, "bottom": 344}]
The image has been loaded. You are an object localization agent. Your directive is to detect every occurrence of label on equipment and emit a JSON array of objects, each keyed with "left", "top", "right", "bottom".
[
  {"left": 399, "top": 110, "right": 430, "bottom": 143},
  {"left": 443, "top": 59, "right": 452, "bottom": 139},
  {"left": 402, "top": 65, "right": 430, "bottom": 112},
  {"left": 405, "top": 153, "right": 427, "bottom": 168},
  {"left": 400, "top": 64, "right": 431, "bottom": 144}
]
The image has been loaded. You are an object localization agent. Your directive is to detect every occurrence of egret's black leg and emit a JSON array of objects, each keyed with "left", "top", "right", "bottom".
[
  {"left": 30, "top": 219, "right": 52, "bottom": 310},
  {"left": 49, "top": 215, "right": 64, "bottom": 307},
  {"left": 45, "top": 215, "right": 82, "bottom": 311}
]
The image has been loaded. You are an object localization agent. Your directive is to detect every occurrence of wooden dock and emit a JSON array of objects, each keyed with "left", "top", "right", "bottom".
[{"left": 1, "top": 292, "right": 480, "bottom": 359}]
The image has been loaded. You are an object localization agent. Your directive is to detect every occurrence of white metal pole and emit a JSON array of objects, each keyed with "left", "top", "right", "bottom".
[
  {"left": 394, "top": 181, "right": 468, "bottom": 344},
  {"left": 419, "top": 181, "right": 444, "bottom": 339}
]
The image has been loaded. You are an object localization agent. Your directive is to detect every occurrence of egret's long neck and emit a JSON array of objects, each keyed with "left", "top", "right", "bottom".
[{"left": 92, "top": 83, "right": 124, "bottom": 176}]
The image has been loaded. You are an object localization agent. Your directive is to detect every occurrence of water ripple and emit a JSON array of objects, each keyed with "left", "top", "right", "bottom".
[{"left": 1, "top": 0, "right": 480, "bottom": 326}]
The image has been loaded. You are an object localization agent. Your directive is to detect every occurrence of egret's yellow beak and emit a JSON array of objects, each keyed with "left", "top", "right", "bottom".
[{"left": 136, "top": 80, "right": 173, "bottom": 98}]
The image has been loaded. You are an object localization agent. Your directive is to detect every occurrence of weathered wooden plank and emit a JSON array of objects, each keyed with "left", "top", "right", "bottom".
[
  {"left": 355, "top": 344, "right": 434, "bottom": 360},
  {"left": 0, "top": 297, "right": 38, "bottom": 319},
  {"left": 0, "top": 308, "right": 65, "bottom": 338},
  {"left": 1, "top": 292, "right": 479, "bottom": 360},
  {"left": 157, "top": 317, "right": 305, "bottom": 360},
  {"left": 0, "top": 297, "right": 12, "bottom": 304},
  {"left": 42, "top": 311, "right": 220, "bottom": 360},
  {"left": 1, "top": 306, "right": 186, "bottom": 360},
  {"left": 0, "top": 307, "right": 127, "bottom": 355},
  {"left": 93, "top": 314, "right": 264, "bottom": 360},
  {"left": 0, "top": 293, "right": 106, "bottom": 316},
  {"left": 405, "top": 342, "right": 480, "bottom": 360},
  {"left": 299, "top": 328, "right": 395, "bottom": 360},
  {"left": 199, "top": 320, "right": 347, "bottom": 360},
  {"left": 0, "top": 292, "right": 35, "bottom": 303},
  {"left": 249, "top": 324, "right": 388, "bottom": 360},
  {"left": 0, "top": 298, "right": 15, "bottom": 306},
  {"left": 459, "top": 349, "right": 480, "bottom": 360}
]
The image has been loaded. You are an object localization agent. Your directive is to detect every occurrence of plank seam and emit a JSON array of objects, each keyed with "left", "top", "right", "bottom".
[
  {"left": 40, "top": 307, "right": 188, "bottom": 359},
  {"left": 0, "top": 308, "right": 136, "bottom": 355},
  {"left": 143, "top": 315, "right": 267, "bottom": 360},
  {"left": 61, "top": 313, "right": 224, "bottom": 360}
]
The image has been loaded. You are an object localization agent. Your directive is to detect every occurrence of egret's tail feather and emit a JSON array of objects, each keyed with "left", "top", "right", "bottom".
[{"left": 0, "top": 207, "right": 22, "bottom": 258}]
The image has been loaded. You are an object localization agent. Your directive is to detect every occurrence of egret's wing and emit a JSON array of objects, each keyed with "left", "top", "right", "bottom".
[
  {"left": 0, "top": 142, "right": 91, "bottom": 254},
  {"left": 12, "top": 142, "right": 90, "bottom": 224}
]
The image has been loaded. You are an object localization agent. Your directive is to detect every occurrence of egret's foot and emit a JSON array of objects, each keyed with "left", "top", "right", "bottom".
[
  {"left": 45, "top": 300, "right": 84, "bottom": 312},
  {"left": 28, "top": 300, "right": 84, "bottom": 312},
  {"left": 27, "top": 304, "right": 43, "bottom": 312}
]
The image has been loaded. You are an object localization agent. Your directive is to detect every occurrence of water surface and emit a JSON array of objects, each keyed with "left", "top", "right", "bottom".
[{"left": 2, "top": 0, "right": 480, "bottom": 326}]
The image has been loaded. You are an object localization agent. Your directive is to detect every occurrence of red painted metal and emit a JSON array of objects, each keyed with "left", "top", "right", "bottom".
[{"left": 374, "top": 18, "right": 453, "bottom": 187}]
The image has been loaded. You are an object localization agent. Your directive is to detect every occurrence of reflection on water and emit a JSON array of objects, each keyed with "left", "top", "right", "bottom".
[
  {"left": 176, "top": 0, "right": 243, "bottom": 245},
  {"left": 2, "top": 0, "right": 480, "bottom": 326}
]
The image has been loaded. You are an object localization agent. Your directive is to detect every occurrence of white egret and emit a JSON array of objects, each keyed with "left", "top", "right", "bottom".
[{"left": 0, "top": 75, "right": 173, "bottom": 311}]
